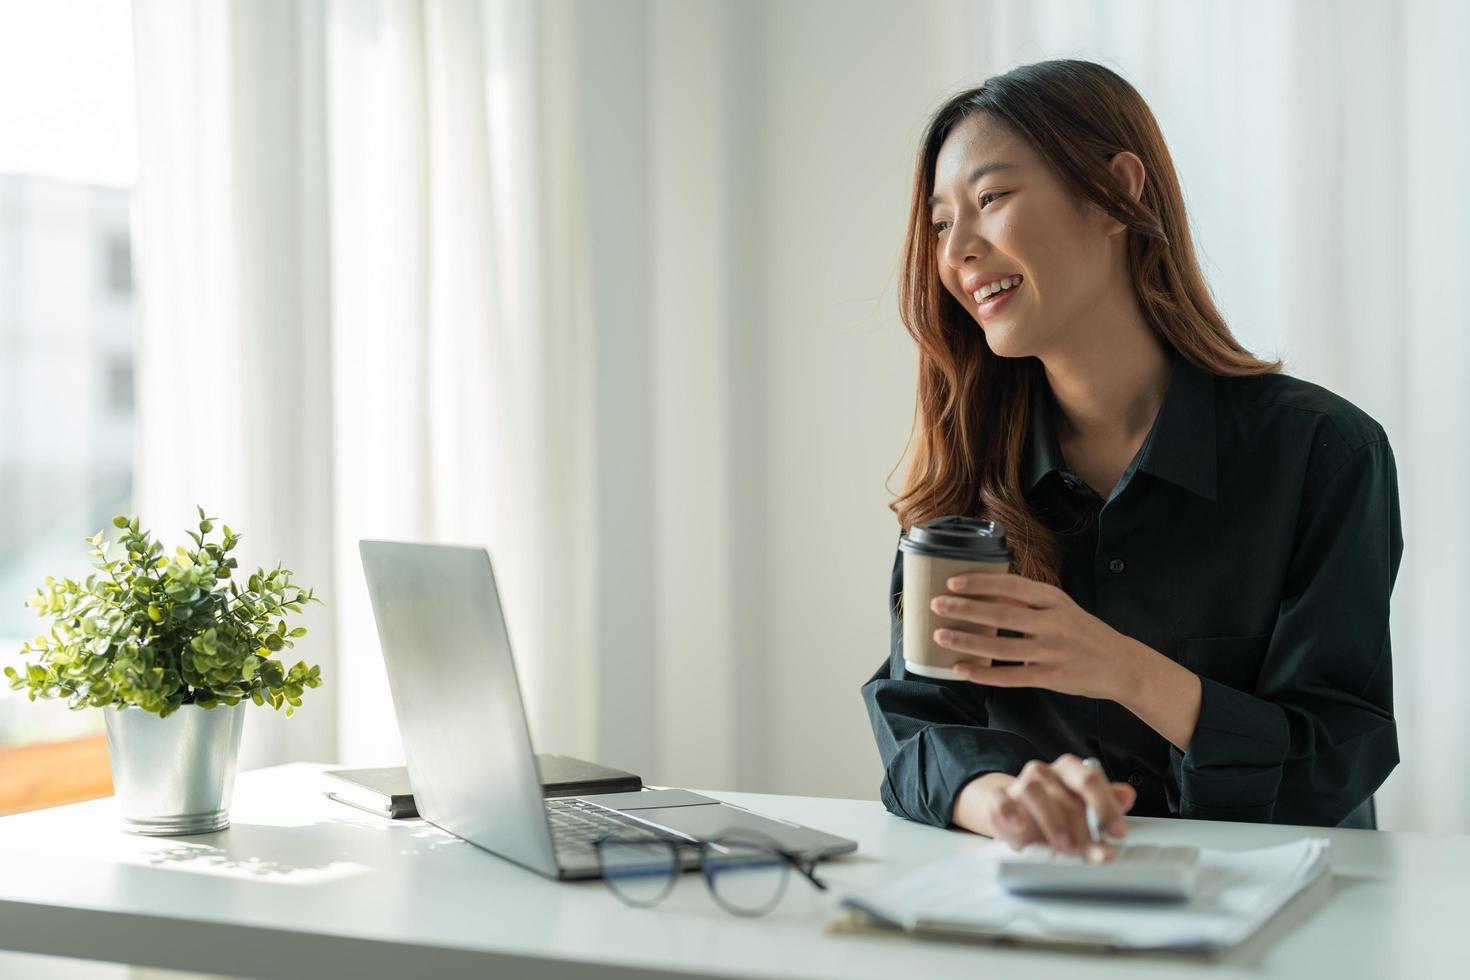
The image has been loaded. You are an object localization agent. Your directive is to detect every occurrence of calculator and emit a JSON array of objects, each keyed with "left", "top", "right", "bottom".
[{"left": 997, "top": 842, "right": 1202, "bottom": 901}]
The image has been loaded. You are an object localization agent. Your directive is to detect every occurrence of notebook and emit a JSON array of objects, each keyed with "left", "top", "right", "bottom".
[
  {"left": 829, "top": 836, "right": 1331, "bottom": 954},
  {"left": 324, "top": 755, "right": 643, "bottom": 819}
]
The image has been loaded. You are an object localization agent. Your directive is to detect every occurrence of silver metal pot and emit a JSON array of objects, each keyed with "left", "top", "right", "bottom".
[{"left": 102, "top": 701, "right": 247, "bottom": 835}]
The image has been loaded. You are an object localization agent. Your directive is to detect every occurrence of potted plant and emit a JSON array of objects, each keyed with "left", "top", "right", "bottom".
[{"left": 4, "top": 507, "right": 323, "bottom": 835}]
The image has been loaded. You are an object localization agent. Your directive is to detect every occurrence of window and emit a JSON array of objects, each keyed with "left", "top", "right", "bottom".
[{"left": 0, "top": 2, "right": 138, "bottom": 769}]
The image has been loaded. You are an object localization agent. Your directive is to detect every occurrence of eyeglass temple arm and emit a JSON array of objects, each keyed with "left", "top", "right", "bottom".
[{"left": 777, "top": 848, "right": 829, "bottom": 891}]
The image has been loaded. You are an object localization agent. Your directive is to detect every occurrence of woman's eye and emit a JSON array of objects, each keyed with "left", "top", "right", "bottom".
[{"left": 931, "top": 193, "right": 1007, "bottom": 236}]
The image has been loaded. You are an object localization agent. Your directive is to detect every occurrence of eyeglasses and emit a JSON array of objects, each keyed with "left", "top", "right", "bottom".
[{"left": 591, "top": 828, "right": 829, "bottom": 917}]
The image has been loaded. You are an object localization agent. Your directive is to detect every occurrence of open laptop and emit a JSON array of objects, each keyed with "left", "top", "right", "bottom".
[{"left": 359, "top": 539, "right": 858, "bottom": 880}]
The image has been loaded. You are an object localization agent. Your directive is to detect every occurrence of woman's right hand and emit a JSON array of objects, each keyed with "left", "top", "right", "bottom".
[{"left": 953, "top": 755, "right": 1137, "bottom": 862}]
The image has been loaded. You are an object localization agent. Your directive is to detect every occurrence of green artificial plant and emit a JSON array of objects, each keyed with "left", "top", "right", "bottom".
[{"left": 4, "top": 507, "right": 323, "bottom": 718}]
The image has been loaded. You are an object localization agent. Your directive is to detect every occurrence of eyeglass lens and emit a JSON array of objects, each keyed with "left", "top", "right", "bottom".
[
  {"left": 704, "top": 837, "right": 791, "bottom": 916},
  {"left": 596, "top": 833, "right": 794, "bottom": 916},
  {"left": 597, "top": 838, "right": 679, "bottom": 907}
]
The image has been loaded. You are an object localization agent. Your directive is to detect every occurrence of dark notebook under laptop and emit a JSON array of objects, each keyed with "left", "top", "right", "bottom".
[{"left": 325, "top": 755, "right": 643, "bottom": 819}]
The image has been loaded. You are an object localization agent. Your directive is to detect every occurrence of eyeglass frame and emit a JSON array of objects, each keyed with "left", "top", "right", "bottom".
[{"left": 590, "top": 827, "right": 830, "bottom": 917}]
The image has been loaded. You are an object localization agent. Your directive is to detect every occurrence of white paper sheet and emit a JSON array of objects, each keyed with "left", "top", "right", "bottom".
[{"left": 840, "top": 837, "right": 1331, "bottom": 953}]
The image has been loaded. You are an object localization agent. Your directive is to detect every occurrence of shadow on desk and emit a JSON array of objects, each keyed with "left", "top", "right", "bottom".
[{"left": 124, "top": 816, "right": 467, "bottom": 885}]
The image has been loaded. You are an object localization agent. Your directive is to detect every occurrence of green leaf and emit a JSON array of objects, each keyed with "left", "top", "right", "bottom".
[{"left": 18, "top": 509, "right": 322, "bottom": 713}]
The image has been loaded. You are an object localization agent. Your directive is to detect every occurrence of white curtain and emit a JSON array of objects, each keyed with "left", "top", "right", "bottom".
[{"left": 129, "top": 0, "right": 598, "bottom": 772}]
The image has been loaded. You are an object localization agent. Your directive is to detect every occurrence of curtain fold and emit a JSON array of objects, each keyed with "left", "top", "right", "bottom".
[
  {"left": 130, "top": 0, "right": 338, "bottom": 771},
  {"left": 130, "top": 0, "right": 598, "bottom": 771}
]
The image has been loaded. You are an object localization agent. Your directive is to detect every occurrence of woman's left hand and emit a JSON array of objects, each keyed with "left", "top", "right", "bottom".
[{"left": 929, "top": 572, "right": 1138, "bottom": 700}]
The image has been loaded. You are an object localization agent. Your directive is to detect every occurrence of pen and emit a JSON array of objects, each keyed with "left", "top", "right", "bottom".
[{"left": 1081, "top": 756, "right": 1111, "bottom": 861}]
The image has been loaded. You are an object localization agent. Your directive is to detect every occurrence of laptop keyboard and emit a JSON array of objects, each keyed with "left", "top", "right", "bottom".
[{"left": 544, "top": 798, "right": 682, "bottom": 853}]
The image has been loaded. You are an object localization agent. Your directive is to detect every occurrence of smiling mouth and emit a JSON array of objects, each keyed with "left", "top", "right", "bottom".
[{"left": 969, "top": 276, "right": 1023, "bottom": 310}]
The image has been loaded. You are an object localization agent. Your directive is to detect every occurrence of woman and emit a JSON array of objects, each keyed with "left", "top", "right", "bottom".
[{"left": 861, "top": 60, "right": 1401, "bottom": 861}]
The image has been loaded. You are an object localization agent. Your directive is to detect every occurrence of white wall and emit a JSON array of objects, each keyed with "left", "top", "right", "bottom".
[
  {"left": 571, "top": 0, "right": 954, "bottom": 798},
  {"left": 756, "top": 0, "right": 951, "bottom": 798}
]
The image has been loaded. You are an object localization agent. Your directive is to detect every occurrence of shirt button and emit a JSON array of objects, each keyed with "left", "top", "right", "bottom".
[
  {"left": 1108, "top": 558, "right": 1126, "bottom": 574},
  {"left": 1127, "top": 773, "right": 1143, "bottom": 786}
]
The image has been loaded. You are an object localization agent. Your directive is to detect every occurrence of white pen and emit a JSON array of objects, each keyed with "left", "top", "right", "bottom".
[{"left": 1081, "top": 756, "right": 1113, "bottom": 862}]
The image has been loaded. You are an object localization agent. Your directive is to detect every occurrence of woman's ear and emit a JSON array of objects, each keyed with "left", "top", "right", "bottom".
[
  {"left": 1093, "top": 150, "right": 1147, "bottom": 238},
  {"left": 1108, "top": 150, "right": 1147, "bottom": 204}
]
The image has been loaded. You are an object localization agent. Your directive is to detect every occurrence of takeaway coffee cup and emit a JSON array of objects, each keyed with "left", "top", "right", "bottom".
[{"left": 900, "top": 515, "right": 1020, "bottom": 680}]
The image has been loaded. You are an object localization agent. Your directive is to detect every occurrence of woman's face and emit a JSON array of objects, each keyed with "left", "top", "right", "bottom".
[{"left": 929, "top": 113, "right": 1132, "bottom": 359}]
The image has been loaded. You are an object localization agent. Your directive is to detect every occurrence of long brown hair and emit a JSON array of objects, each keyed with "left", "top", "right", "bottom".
[{"left": 890, "top": 59, "right": 1282, "bottom": 586}]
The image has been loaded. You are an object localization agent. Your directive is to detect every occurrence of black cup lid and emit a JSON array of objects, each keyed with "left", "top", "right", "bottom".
[{"left": 900, "top": 515, "right": 1012, "bottom": 562}]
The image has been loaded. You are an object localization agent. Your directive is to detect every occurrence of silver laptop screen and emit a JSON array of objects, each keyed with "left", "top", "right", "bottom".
[{"left": 359, "top": 540, "right": 556, "bottom": 876}]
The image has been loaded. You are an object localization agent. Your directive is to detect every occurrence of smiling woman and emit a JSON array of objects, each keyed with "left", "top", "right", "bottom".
[
  {"left": 863, "top": 59, "right": 1401, "bottom": 856},
  {"left": 893, "top": 60, "right": 1281, "bottom": 578}
]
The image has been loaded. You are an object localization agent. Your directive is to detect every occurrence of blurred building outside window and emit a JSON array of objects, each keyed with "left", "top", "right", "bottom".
[{"left": 0, "top": 0, "right": 137, "bottom": 753}]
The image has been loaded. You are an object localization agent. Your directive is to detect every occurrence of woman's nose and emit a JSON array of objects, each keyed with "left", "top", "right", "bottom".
[{"left": 941, "top": 220, "right": 983, "bottom": 269}]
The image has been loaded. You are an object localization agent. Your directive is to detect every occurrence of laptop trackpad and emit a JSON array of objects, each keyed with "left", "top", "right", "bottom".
[
  {"left": 626, "top": 803, "right": 851, "bottom": 857},
  {"left": 577, "top": 788, "right": 717, "bottom": 811},
  {"left": 578, "top": 789, "right": 851, "bottom": 855}
]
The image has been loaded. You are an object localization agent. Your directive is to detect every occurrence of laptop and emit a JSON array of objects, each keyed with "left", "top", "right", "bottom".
[{"left": 359, "top": 539, "right": 858, "bottom": 880}]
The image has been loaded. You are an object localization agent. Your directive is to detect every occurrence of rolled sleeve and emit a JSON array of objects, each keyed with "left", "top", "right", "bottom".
[
  {"left": 861, "top": 544, "right": 1042, "bottom": 828},
  {"left": 1171, "top": 437, "right": 1402, "bottom": 825}
]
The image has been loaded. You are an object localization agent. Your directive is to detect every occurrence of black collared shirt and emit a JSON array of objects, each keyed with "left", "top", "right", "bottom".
[{"left": 861, "top": 349, "right": 1402, "bottom": 829}]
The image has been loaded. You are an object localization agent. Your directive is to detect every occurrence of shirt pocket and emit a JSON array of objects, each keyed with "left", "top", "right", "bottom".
[{"left": 1177, "top": 633, "right": 1271, "bottom": 692}]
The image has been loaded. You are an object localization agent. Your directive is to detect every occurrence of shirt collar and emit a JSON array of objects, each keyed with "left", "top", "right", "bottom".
[
  {"left": 1021, "top": 348, "right": 1218, "bottom": 503},
  {"left": 1021, "top": 362, "right": 1066, "bottom": 495}
]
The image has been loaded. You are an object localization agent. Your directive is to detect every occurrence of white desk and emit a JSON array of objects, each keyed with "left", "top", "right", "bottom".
[{"left": 1, "top": 762, "right": 1467, "bottom": 979}]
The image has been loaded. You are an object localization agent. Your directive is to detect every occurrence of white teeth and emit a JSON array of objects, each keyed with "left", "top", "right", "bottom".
[{"left": 973, "top": 275, "right": 1021, "bottom": 304}]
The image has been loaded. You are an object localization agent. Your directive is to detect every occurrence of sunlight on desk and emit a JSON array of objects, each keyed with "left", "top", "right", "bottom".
[
  {"left": 14, "top": 795, "right": 379, "bottom": 886},
  {"left": 126, "top": 838, "right": 372, "bottom": 886}
]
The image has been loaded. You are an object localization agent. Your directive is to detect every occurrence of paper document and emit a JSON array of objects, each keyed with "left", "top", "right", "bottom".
[{"left": 836, "top": 837, "right": 1331, "bottom": 954}]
